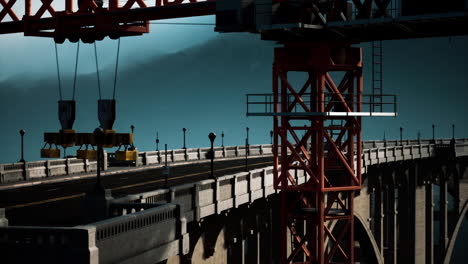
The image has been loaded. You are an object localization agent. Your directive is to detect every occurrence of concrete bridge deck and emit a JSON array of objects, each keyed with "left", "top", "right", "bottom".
[{"left": 0, "top": 138, "right": 467, "bottom": 264}]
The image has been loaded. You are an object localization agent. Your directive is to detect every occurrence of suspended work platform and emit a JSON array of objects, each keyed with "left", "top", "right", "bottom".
[{"left": 246, "top": 93, "right": 397, "bottom": 117}]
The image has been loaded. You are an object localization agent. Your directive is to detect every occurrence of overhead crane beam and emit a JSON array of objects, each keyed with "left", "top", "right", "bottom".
[{"left": 0, "top": 0, "right": 216, "bottom": 39}]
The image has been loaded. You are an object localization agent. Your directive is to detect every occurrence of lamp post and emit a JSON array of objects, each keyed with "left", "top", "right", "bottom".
[
  {"left": 94, "top": 127, "right": 105, "bottom": 191},
  {"left": 163, "top": 144, "right": 170, "bottom": 187},
  {"left": 245, "top": 127, "right": 250, "bottom": 172},
  {"left": 400, "top": 127, "right": 403, "bottom": 146},
  {"left": 221, "top": 131, "right": 224, "bottom": 147},
  {"left": 245, "top": 137, "right": 249, "bottom": 172},
  {"left": 383, "top": 131, "right": 387, "bottom": 147},
  {"left": 270, "top": 130, "right": 273, "bottom": 145},
  {"left": 208, "top": 132, "right": 216, "bottom": 179},
  {"left": 131, "top": 125, "right": 135, "bottom": 134},
  {"left": 156, "top": 132, "right": 160, "bottom": 151},
  {"left": 432, "top": 124, "right": 435, "bottom": 143},
  {"left": 19, "top": 129, "right": 25, "bottom": 162},
  {"left": 451, "top": 124, "right": 456, "bottom": 146},
  {"left": 182, "top": 128, "right": 187, "bottom": 149}
]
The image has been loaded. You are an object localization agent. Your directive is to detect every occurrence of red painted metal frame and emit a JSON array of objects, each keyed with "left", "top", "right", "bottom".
[
  {"left": 273, "top": 43, "right": 362, "bottom": 263},
  {"left": 0, "top": 0, "right": 215, "bottom": 38}
]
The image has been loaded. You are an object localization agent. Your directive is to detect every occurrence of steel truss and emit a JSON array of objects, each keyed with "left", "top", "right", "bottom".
[
  {"left": 273, "top": 43, "right": 362, "bottom": 264},
  {"left": 0, "top": 0, "right": 215, "bottom": 40}
]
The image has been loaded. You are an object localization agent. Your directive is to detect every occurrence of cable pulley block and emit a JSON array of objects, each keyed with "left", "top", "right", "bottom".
[
  {"left": 58, "top": 100, "right": 76, "bottom": 130},
  {"left": 98, "top": 99, "right": 116, "bottom": 130}
]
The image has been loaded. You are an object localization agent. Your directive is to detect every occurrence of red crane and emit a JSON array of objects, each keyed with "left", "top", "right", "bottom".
[{"left": 1, "top": 1, "right": 467, "bottom": 263}]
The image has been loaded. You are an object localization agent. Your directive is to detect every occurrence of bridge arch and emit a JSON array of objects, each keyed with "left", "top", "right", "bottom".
[
  {"left": 354, "top": 213, "right": 384, "bottom": 264},
  {"left": 443, "top": 200, "right": 468, "bottom": 264}
]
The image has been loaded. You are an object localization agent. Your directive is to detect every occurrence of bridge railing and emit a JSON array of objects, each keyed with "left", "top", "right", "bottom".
[
  {"left": 0, "top": 157, "right": 100, "bottom": 185},
  {"left": 0, "top": 225, "right": 98, "bottom": 264},
  {"left": 111, "top": 165, "right": 304, "bottom": 223},
  {"left": 126, "top": 144, "right": 274, "bottom": 167},
  {"left": 86, "top": 203, "right": 188, "bottom": 264},
  {"left": 0, "top": 203, "right": 189, "bottom": 264},
  {"left": 1, "top": 139, "right": 467, "bottom": 185}
]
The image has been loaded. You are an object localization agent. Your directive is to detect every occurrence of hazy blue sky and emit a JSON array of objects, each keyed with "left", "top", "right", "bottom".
[{"left": 1, "top": 15, "right": 467, "bottom": 163}]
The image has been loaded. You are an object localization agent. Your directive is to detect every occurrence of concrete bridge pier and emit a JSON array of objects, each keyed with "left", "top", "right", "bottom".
[
  {"left": 370, "top": 170, "right": 385, "bottom": 257},
  {"left": 383, "top": 167, "right": 397, "bottom": 264},
  {"left": 396, "top": 163, "right": 412, "bottom": 264},
  {"left": 225, "top": 210, "right": 244, "bottom": 264},
  {"left": 425, "top": 172, "right": 435, "bottom": 264},
  {"left": 438, "top": 167, "right": 449, "bottom": 262},
  {"left": 411, "top": 162, "right": 427, "bottom": 264}
]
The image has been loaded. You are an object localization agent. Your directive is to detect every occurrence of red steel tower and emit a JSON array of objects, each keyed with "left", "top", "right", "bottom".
[{"left": 272, "top": 43, "right": 362, "bottom": 263}]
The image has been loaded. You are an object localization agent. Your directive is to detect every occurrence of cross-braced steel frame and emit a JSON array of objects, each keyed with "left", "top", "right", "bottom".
[{"left": 273, "top": 43, "right": 362, "bottom": 264}]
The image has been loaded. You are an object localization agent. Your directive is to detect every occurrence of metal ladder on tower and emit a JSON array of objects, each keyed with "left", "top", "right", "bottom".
[{"left": 372, "top": 40, "right": 383, "bottom": 112}]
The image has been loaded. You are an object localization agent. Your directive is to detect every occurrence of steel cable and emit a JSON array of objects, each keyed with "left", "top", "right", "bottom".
[
  {"left": 94, "top": 42, "right": 102, "bottom": 99},
  {"left": 54, "top": 42, "right": 63, "bottom": 100},
  {"left": 113, "top": 38, "right": 121, "bottom": 99},
  {"left": 72, "top": 42, "right": 80, "bottom": 100}
]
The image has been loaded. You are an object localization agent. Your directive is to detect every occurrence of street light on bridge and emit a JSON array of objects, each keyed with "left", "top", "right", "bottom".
[
  {"left": 182, "top": 128, "right": 187, "bottom": 149},
  {"left": 452, "top": 124, "right": 455, "bottom": 139},
  {"left": 19, "top": 129, "right": 25, "bottom": 163},
  {"left": 155, "top": 132, "right": 159, "bottom": 151},
  {"left": 163, "top": 144, "right": 170, "bottom": 187},
  {"left": 245, "top": 127, "right": 250, "bottom": 172},
  {"left": 270, "top": 130, "right": 273, "bottom": 145},
  {"left": 383, "top": 131, "right": 387, "bottom": 147},
  {"left": 208, "top": 132, "right": 216, "bottom": 179},
  {"left": 221, "top": 131, "right": 224, "bottom": 147},
  {"left": 400, "top": 127, "right": 403, "bottom": 146},
  {"left": 93, "top": 127, "right": 105, "bottom": 191}
]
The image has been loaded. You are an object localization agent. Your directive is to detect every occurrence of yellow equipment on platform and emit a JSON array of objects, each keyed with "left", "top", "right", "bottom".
[
  {"left": 40, "top": 147, "right": 60, "bottom": 158},
  {"left": 113, "top": 132, "right": 137, "bottom": 161},
  {"left": 115, "top": 150, "right": 138, "bottom": 161}
]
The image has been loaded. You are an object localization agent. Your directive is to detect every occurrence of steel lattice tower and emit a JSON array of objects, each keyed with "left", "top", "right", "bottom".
[{"left": 272, "top": 43, "right": 363, "bottom": 264}]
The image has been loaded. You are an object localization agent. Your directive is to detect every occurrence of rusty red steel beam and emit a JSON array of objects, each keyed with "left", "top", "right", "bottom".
[
  {"left": 0, "top": 0, "right": 19, "bottom": 22},
  {"left": 0, "top": 0, "right": 216, "bottom": 35}
]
